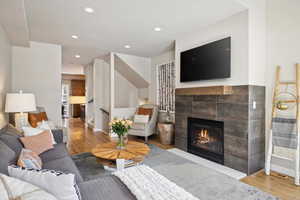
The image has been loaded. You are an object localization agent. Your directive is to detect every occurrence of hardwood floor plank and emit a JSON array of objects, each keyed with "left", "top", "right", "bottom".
[{"left": 241, "top": 171, "right": 300, "bottom": 200}]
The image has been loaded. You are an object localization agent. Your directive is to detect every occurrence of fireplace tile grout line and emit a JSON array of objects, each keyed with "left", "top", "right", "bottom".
[{"left": 167, "top": 148, "right": 247, "bottom": 180}]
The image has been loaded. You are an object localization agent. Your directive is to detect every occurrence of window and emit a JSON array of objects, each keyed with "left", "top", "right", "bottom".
[{"left": 157, "top": 61, "right": 175, "bottom": 112}]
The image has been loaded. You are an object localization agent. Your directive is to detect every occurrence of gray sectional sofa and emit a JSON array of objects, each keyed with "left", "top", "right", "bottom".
[{"left": 0, "top": 125, "right": 135, "bottom": 200}]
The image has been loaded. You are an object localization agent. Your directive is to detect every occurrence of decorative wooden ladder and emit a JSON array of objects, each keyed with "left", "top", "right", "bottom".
[{"left": 265, "top": 64, "right": 300, "bottom": 185}]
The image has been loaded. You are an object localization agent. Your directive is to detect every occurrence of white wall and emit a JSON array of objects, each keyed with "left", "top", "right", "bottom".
[
  {"left": 266, "top": 0, "right": 300, "bottom": 174},
  {"left": 175, "top": 11, "right": 249, "bottom": 88},
  {"left": 115, "top": 70, "right": 139, "bottom": 108},
  {"left": 150, "top": 50, "right": 175, "bottom": 104},
  {"left": 114, "top": 53, "right": 152, "bottom": 108},
  {"left": 93, "top": 59, "right": 110, "bottom": 132},
  {"left": 84, "top": 63, "right": 94, "bottom": 124},
  {"left": 108, "top": 53, "right": 115, "bottom": 122},
  {"left": 113, "top": 107, "right": 136, "bottom": 119},
  {"left": 138, "top": 88, "right": 149, "bottom": 103},
  {"left": 12, "top": 41, "right": 62, "bottom": 126},
  {"left": 0, "top": 24, "right": 12, "bottom": 128},
  {"left": 116, "top": 53, "right": 151, "bottom": 83},
  {"left": 247, "top": 0, "right": 267, "bottom": 85},
  {"left": 62, "top": 64, "right": 84, "bottom": 75}
]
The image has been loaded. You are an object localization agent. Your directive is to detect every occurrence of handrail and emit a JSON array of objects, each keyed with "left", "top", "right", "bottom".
[{"left": 100, "top": 108, "right": 109, "bottom": 116}]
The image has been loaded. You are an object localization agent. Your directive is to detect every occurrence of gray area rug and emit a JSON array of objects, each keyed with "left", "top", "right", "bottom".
[
  {"left": 71, "top": 144, "right": 166, "bottom": 181},
  {"left": 72, "top": 144, "right": 279, "bottom": 200}
]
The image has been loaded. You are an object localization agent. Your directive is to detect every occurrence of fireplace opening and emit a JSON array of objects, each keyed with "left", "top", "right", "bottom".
[{"left": 187, "top": 118, "right": 224, "bottom": 164}]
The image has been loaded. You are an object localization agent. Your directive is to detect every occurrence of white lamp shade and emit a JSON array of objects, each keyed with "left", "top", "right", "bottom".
[{"left": 5, "top": 93, "right": 36, "bottom": 113}]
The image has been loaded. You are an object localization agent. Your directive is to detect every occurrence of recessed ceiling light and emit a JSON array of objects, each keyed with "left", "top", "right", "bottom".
[
  {"left": 154, "top": 27, "right": 162, "bottom": 32},
  {"left": 71, "top": 35, "right": 79, "bottom": 39},
  {"left": 75, "top": 54, "right": 81, "bottom": 58},
  {"left": 84, "top": 7, "right": 94, "bottom": 13},
  {"left": 124, "top": 45, "right": 131, "bottom": 49}
]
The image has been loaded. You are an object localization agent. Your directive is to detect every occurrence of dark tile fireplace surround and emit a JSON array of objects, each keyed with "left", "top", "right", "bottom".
[{"left": 175, "top": 85, "right": 265, "bottom": 175}]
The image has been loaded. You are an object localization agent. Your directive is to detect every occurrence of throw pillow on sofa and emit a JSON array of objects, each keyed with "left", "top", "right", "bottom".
[
  {"left": 20, "top": 131, "right": 54, "bottom": 155},
  {"left": 8, "top": 165, "right": 81, "bottom": 200},
  {"left": 0, "top": 173, "right": 57, "bottom": 200},
  {"left": 37, "top": 120, "right": 56, "bottom": 130},
  {"left": 28, "top": 112, "right": 49, "bottom": 128},
  {"left": 23, "top": 126, "right": 56, "bottom": 144},
  {"left": 37, "top": 121, "right": 57, "bottom": 144},
  {"left": 17, "top": 149, "right": 42, "bottom": 170}
]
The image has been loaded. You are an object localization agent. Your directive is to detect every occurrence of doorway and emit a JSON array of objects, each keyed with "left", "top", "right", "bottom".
[{"left": 61, "top": 74, "right": 86, "bottom": 127}]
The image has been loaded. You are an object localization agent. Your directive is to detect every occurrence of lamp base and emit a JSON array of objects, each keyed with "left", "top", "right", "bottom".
[{"left": 14, "top": 113, "right": 29, "bottom": 130}]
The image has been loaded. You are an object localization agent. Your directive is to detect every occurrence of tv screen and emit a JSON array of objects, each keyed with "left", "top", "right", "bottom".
[{"left": 180, "top": 37, "right": 231, "bottom": 82}]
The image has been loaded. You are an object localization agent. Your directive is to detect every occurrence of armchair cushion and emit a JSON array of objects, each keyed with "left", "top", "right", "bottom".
[
  {"left": 131, "top": 123, "right": 146, "bottom": 131},
  {"left": 133, "top": 115, "right": 149, "bottom": 123}
]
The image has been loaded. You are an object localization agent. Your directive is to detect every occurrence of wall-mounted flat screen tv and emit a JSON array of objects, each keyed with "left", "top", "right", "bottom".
[{"left": 180, "top": 37, "right": 231, "bottom": 82}]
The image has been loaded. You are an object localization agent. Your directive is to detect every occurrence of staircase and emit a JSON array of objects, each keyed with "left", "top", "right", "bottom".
[{"left": 115, "top": 53, "right": 150, "bottom": 88}]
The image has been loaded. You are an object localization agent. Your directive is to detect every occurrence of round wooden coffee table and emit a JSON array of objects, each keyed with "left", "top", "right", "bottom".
[{"left": 91, "top": 141, "right": 150, "bottom": 169}]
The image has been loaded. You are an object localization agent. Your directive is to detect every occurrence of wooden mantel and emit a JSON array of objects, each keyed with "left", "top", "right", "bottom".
[{"left": 175, "top": 85, "right": 233, "bottom": 95}]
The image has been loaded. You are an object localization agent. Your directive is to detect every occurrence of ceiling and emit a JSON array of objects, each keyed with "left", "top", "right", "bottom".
[
  {"left": 1, "top": 0, "right": 246, "bottom": 65},
  {"left": 0, "top": 0, "right": 29, "bottom": 46}
]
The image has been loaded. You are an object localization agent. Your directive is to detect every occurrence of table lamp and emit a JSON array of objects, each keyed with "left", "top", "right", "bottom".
[{"left": 5, "top": 91, "right": 36, "bottom": 128}]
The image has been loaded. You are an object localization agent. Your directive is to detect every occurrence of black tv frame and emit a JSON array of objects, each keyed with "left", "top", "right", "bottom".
[{"left": 180, "top": 37, "right": 231, "bottom": 82}]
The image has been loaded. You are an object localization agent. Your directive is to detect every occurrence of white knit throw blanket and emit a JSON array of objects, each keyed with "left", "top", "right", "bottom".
[{"left": 113, "top": 165, "right": 199, "bottom": 200}]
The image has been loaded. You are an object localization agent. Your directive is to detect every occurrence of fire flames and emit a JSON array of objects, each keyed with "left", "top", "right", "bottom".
[{"left": 195, "top": 129, "right": 211, "bottom": 144}]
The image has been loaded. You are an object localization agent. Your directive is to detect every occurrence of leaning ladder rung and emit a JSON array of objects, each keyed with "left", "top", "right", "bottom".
[
  {"left": 278, "top": 100, "right": 298, "bottom": 103},
  {"left": 279, "top": 81, "right": 296, "bottom": 85}
]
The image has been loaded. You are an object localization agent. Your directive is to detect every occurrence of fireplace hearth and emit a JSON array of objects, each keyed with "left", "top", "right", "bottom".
[{"left": 188, "top": 118, "right": 224, "bottom": 164}]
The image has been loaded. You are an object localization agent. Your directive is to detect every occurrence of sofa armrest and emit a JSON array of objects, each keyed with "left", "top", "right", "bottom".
[{"left": 52, "top": 129, "right": 64, "bottom": 143}]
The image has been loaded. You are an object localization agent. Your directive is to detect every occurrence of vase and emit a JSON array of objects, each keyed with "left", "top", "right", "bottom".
[
  {"left": 117, "top": 135, "right": 126, "bottom": 150},
  {"left": 124, "top": 133, "right": 128, "bottom": 144}
]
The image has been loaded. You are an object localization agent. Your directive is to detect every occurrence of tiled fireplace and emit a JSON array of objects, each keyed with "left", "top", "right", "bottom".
[{"left": 175, "top": 85, "right": 265, "bottom": 175}]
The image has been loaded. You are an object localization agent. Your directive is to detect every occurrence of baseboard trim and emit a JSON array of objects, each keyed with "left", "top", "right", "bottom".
[
  {"left": 87, "top": 122, "right": 94, "bottom": 129},
  {"left": 93, "top": 128, "right": 103, "bottom": 132},
  {"left": 92, "top": 128, "right": 110, "bottom": 136},
  {"left": 271, "top": 164, "right": 295, "bottom": 177}
]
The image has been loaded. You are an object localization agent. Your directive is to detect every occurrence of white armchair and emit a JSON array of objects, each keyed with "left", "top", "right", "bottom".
[{"left": 128, "top": 104, "right": 158, "bottom": 142}]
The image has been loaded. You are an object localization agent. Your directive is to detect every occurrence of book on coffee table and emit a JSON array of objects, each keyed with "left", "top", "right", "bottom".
[{"left": 103, "top": 157, "right": 144, "bottom": 172}]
